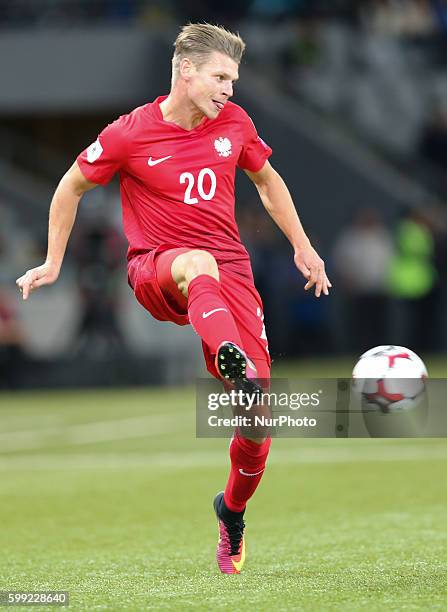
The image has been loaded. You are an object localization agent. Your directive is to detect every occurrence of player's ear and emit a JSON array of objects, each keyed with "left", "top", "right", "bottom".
[{"left": 180, "top": 57, "right": 195, "bottom": 81}]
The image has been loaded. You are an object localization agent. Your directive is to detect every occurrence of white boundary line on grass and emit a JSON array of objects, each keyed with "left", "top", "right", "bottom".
[
  {"left": 0, "top": 412, "right": 190, "bottom": 453},
  {"left": 0, "top": 444, "right": 447, "bottom": 471}
]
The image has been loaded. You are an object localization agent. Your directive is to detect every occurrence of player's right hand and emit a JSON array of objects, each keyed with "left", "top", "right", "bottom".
[{"left": 16, "top": 263, "right": 60, "bottom": 300}]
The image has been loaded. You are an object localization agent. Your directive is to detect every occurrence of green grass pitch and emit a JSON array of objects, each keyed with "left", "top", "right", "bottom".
[{"left": 0, "top": 357, "right": 446, "bottom": 610}]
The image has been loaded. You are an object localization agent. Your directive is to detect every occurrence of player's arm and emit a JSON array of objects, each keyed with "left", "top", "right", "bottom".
[
  {"left": 16, "top": 162, "right": 98, "bottom": 300},
  {"left": 245, "top": 160, "right": 331, "bottom": 297}
]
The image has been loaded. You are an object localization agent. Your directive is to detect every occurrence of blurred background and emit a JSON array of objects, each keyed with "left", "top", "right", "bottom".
[{"left": 1, "top": 0, "right": 447, "bottom": 389}]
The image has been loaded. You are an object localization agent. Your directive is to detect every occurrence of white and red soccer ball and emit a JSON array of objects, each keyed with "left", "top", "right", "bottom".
[{"left": 352, "top": 345, "right": 428, "bottom": 412}]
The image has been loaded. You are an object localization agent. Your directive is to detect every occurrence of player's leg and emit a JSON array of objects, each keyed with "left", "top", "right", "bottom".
[
  {"left": 213, "top": 356, "right": 271, "bottom": 574},
  {"left": 169, "top": 249, "right": 259, "bottom": 386},
  {"left": 210, "top": 275, "right": 272, "bottom": 573}
]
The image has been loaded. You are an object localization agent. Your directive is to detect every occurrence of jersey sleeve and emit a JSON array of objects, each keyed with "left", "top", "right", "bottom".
[
  {"left": 237, "top": 112, "right": 272, "bottom": 172},
  {"left": 77, "top": 117, "right": 129, "bottom": 185}
]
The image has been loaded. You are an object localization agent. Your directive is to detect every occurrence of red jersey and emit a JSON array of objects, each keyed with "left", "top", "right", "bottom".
[{"left": 77, "top": 95, "right": 272, "bottom": 280}]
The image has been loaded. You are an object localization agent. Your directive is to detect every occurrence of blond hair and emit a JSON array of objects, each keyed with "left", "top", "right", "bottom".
[{"left": 172, "top": 23, "right": 245, "bottom": 82}]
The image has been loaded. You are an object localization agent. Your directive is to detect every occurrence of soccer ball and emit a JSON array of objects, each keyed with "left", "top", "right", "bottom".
[{"left": 352, "top": 345, "right": 428, "bottom": 413}]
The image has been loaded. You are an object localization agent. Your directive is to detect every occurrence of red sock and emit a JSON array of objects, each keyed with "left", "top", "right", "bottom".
[
  {"left": 187, "top": 274, "right": 242, "bottom": 354},
  {"left": 224, "top": 433, "right": 271, "bottom": 512}
]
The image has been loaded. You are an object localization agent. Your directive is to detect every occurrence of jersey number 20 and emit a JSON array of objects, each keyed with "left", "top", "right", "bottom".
[{"left": 180, "top": 168, "right": 217, "bottom": 204}]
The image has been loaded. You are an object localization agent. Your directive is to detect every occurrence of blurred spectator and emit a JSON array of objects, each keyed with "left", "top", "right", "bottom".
[
  {"left": 239, "top": 203, "right": 332, "bottom": 357},
  {"left": 281, "top": 18, "right": 322, "bottom": 75},
  {"left": 386, "top": 208, "right": 439, "bottom": 351},
  {"left": 0, "top": 204, "right": 37, "bottom": 285},
  {"left": 430, "top": 203, "right": 447, "bottom": 349},
  {"left": 71, "top": 218, "right": 127, "bottom": 358},
  {"left": 138, "top": 2, "right": 175, "bottom": 27},
  {"left": 333, "top": 208, "right": 394, "bottom": 353},
  {"left": 360, "top": 0, "right": 436, "bottom": 38},
  {"left": 287, "top": 235, "right": 332, "bottom": 356},
  {"left": 418, "top": 105, "right": 447, "bottom": 170},
  {"left": 237, "top": 205, "right": 292, "bottom": 356},
  {"left": 0, "top": 205, "right": 35, "bottom": 384},
  {"left": 0, "top": 289, "right": 27, "bottom": 388}
]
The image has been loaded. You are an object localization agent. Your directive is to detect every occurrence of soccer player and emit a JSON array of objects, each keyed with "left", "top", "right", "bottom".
[{"left": 16, "top": 23, "right": 331, "bottom": 574}]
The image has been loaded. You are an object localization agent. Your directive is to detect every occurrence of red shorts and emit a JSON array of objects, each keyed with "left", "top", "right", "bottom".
[{"left": 127, "top": 246, "right": 271, "bottom": 380}]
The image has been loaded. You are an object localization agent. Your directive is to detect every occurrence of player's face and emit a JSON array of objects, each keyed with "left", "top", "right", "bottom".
[{"left": 187, "top": 52, "right": 239, "bottom": 119}]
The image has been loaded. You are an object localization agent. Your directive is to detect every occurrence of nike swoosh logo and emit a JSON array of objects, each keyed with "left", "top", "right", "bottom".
[
  {"left": 238, "top": 468, "right": 265, "bottom": 477},
  {"left": 147, "top": 155, "right": 172, "bottom": 166},
  {"left": 231, "top": 539, "right": 246, "bottom": 573},
  {"left": 202, "top": 308, "right": 227, "bottom": 319}
]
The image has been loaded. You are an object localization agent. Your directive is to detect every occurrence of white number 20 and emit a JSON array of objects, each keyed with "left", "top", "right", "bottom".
[{"left": 180, "top": 168, "right": 217, "bottom": 204}]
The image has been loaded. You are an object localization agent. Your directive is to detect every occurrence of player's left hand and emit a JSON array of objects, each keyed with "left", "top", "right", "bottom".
[{"left": 294, "top": 244, "right": 332, "bottom": 297}]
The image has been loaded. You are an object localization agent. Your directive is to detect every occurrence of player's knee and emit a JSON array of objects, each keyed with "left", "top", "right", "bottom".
[
  {"left": 184, "top": 250, "right": 219, "bottom": 285},
  {"left": 171, "top": 249, "right": 219, "bottom": 298}
]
